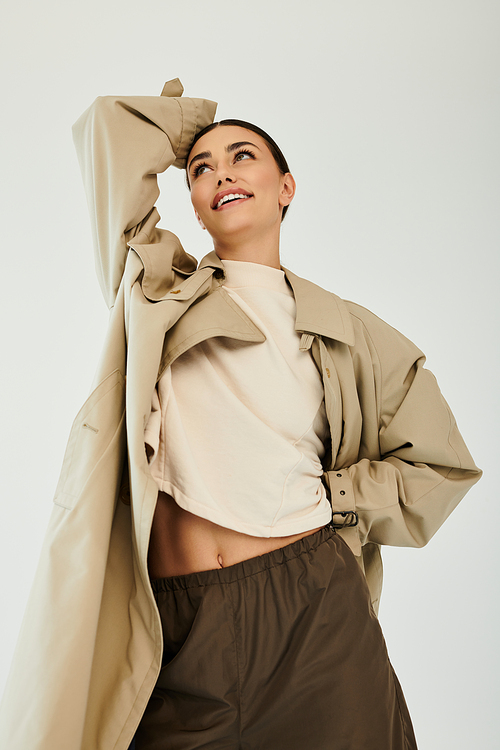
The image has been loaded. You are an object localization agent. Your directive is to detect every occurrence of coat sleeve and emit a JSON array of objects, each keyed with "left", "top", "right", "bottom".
[
  {"left": 72, "top": 79, "right": 217, "bottom": 308},
  {"left": 325, "top": 311, "right": 482, "bottom": 551}
]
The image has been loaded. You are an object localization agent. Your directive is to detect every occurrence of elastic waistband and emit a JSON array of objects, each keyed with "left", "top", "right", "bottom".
[{"left": 151, "top": 524, "right": 337, "bottom": 594}]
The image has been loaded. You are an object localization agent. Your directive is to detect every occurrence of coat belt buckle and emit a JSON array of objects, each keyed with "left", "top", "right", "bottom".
[{"left": 329, "top": 511, "right": 359, "bottom": 529}]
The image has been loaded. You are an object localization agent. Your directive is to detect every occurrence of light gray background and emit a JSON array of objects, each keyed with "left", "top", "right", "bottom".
[{"left": 1, "top": 0, "right": 498, "bottom": 747}]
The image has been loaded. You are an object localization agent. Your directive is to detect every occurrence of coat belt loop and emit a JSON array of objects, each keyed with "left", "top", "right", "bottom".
[{"left": 299, "top": 333, "right": 315, "bottom": 351}]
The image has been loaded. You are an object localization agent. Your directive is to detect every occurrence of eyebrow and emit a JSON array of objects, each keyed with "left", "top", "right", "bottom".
[{"left": 188, "top": 141, "right": 261, "bottom": 173}]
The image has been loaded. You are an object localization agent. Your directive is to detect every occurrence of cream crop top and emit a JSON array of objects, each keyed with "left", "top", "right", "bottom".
[{"left": 144, "top": 259, "right": 332, "bottom": 537}]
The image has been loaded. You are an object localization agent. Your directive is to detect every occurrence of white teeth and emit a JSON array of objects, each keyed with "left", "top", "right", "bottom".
[{"left": 216, "top": 193, "right": 250, "bottom": 209}]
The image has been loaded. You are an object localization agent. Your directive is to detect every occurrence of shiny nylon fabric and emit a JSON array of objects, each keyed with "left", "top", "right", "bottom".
[{"left": 134, "top": 526, "right": 417, "bottom": 750}]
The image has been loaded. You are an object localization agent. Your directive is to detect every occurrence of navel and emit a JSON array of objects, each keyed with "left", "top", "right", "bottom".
[{"left": 217, "top": 554, "right": 224, "bottom": 569}]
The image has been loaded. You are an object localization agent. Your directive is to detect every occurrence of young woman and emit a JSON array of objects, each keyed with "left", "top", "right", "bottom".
[{"left": 0, "top": 79, "right": 481, "bottom": 750}]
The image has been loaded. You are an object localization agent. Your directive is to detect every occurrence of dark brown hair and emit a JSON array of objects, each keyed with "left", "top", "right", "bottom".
[{"left": 186, "top": 119, "right": 291, "bottom": 221}]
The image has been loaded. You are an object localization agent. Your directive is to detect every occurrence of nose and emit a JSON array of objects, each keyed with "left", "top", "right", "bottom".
[
  {"left": 215, "top": 158, "right": 236, "bottom": 188},
  {"left": 217, "top": 175, "right": 235, "bottom": 187}
]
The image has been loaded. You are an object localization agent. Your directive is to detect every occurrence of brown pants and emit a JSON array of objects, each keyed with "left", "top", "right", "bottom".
[{"left": 134, "top": 525, "right": 417, "bottom": 749}]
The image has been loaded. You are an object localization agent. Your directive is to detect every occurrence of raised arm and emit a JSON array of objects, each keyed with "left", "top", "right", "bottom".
[{"left": 72, "top": 79, "right": 217, "bottom": 308}]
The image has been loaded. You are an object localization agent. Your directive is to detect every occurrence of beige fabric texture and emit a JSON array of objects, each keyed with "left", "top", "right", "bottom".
[
  {"left": 0, "top": 79, "right": 482, "bottom": 750},
  {"left": 144, "top": 259, "right": 331, "bottom": 537}
]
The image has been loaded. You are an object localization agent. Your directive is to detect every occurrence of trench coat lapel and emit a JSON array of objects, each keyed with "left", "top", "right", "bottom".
[
  {"left": 154, "top": 250, "right": 267, "bottom": 377},
  {"left": 197, "top": 251, "right": 356, "bottom": 344},
  {"left": 282, "top": 267, "right": 355, "bottom": 345},
  {"left": 154, "top": 251, "right": 357, "bottom": 377},
  {"left": 158, "top": 287, "right": 266, "bottom": 376}
]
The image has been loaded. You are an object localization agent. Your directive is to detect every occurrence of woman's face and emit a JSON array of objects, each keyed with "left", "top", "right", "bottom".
[{"left": 186, "top": 126, "right": 295, "bottom": 245}]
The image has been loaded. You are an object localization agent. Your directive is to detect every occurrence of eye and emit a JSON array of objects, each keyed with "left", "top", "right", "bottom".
[
  {"left": 192, "top": 162, "right": 211, "bottom": 178},
  {"left": 234, "top": 149, "right": 256, "bottom": 163}
]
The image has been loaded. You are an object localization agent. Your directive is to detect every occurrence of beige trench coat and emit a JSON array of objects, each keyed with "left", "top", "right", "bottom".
[{"left": 0, "top": 80, "right": 482, "bottom": 750}]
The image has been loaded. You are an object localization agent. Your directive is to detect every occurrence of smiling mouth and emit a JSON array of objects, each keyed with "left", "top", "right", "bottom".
[{"left": 214, "top": 193, "right": 252, "bottom": 210}]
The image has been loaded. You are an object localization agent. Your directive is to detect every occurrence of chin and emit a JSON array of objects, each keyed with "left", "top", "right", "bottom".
[{"left": 209, "top": 217, "right": 255, "bottom": 242}]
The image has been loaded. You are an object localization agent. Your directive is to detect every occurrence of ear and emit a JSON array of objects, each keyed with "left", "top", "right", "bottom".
[
  {"left": 194, "top": 208, "right": 207, "bottom": 230},
  {"left": 279, "top": 173, "right": 296, "bottom": 208}
]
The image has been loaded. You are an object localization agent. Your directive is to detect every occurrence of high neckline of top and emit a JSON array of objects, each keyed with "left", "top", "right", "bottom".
[{"left": 221, "top": 259, "right": 291, "bottom": 295}]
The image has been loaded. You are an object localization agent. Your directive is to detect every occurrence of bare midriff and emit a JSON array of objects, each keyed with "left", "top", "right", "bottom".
[{"left": 147, "top": 491, "right": 324, "bottom": 579}]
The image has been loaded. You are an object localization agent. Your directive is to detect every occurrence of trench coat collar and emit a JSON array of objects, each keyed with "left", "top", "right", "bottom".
[{"left": 198, "top": 250, "right": 355, "bottom": 346}]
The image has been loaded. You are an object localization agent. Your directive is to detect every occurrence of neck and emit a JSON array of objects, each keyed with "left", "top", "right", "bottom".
[{"left": 213, "top": 226, "right": 282, "bottom": 270}]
